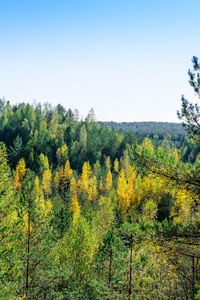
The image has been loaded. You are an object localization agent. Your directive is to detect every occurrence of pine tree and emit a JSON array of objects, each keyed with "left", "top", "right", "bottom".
[{"left": 9, "top": 134, "right": 23, "bottom": 166}]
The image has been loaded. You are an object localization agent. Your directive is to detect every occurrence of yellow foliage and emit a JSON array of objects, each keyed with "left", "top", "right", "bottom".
[
  {"left": 61, "top": 144, "right": 68, "bottom": 163},
  {"left": 69, "top": 194, "right": 81, "bottom": 224},
  {"left": 105, "top": 156, "right": 111, "bottom": 171},
  {"left": 35, "top": 176, "right": 40, "bottom": 191},
  {"left": 64, "top": 160, "right": 73, "bottom": 181},
  {"left": 99, "top": 177, "right": 103, "bottom": 192},
  {"left": 70, "top": 176, "right": 77, "bottom": 196},
  {"left": 141, "top": 176, "right": 152, "bottom": 198},
  {"left": 78, "top": 161, "right": 91, "bottom": 192},
  {"left": 141, "top": 174, "right": 169, "bottom": 204},
  {"left": 172, "top": 148, "right": 180, "bottom": 162},
  {"left": 117, "top": 168, "right": 130, "bottom": 209},
  {"left": 54, "top": 171, "right": 60, "bottom": 189},
  {"left": 59, "top": 165, "right": 66, "bottom": 190},
  {"left": 127, "top": 165, "right": 137, "bottom": 183},
  {"left": 13, "top": 157, "right": 27, "bottom": 181},
  {"left": 142, "top": 199, "right": 158, "bottom": 222},
  {"left": 87, "top": 176, "right": 98, "bottom": 201},
  {"left": 39, "top": 153, "right": 45, "bottom": 165},
  {"left": 39, "top": 153, "right": 49, "bottom": 171},
  {"left": 114, "top": 158, "right": 119, "bottom": 173},
  {"left": 93, "top": 160, "right": 101, "bottom": 178},
  {"left": 170, "top": 189, "right": 198, "bottom": 224},
  {"left": 42, "top": 169, "right": 52, "bottom": 198},
  {"left": 105, "top": 170, "right": 112, "bottom": 192},
  {"left": 78, "top": 162, "right": 98, "bottom": 202},
  {"left": 44, "top": 156, "right": 49, "bottom": 170},
  {"left": 36, "top": 189, "right": 52, "bottom": 218},
  {"left": 117, "top": 166, "right": 141, "bottom": 216},
  {"left": 142, "top": 137, "right": 154, "bottom": 153},
  {"left": 14, "top": 174, "right": 22, "bottom": 191},
  {"left": 131, "top": 243, "right": 180, "bottom": 297},
  {"left": 92, "top": 196, "right": 115, "bottom": 243},
  {"left": 98, "top": 195, "right": 105, "bottom": 206}
]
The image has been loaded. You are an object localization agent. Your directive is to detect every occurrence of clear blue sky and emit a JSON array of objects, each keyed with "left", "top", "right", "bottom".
[{"left": 1, "top": 0, "right": 200, "bottom": 122}]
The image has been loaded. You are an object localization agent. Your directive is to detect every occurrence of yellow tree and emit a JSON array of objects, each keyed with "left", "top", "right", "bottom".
[
  {"left": 56, "top": 144, "right": 68, "bottom": 165},
  {"left": 70, "top": 175, "right": 77, "bottom": 196},
  {"left": 78, "top": 161, "right": 98, "bottom": 206},
  {"left": 170, "top": 189, "right": 198, "bottom": 224},
  {"left": 54, "top": 171, "right": 60, "bottom": 190},
  {"left": 13, "top": 158, "right": 27, "bottom": 191},
  {"left": 141, "top": 137, "right": 154, "bottom": 153},
  {"left": 42, "top": 169, "right": 52, "bottom": 199},
  {"left": 172, "top": 148, "right": 180, "bottom": 162},
  {"left": 79, "top": 161, "right": 92, "bottom": 191},
  {"left": 104, "top": 170, "right": 113, "bottom": 193},
  {"left": 64, "top": 160, "right": 73, "bottom": 183},
  {"left": 105, "top": 156, "right": 111, "bottom": 172},
  {"left": 69, "top": 194, "right": 81, "bottom": 224},
  {"left": 140, "top": 174, "right": 171, "bottom": 221},
  {"left": 61, "top": 144, "right": 68, "bottom": 164},
  {"left": 117, "top": 166, "right": 140, "bottom": 221},
  {"left": 58, "top": 160, "right": 73, "bottom": 193},
  {"left": 39, "top": 153, "right": 49, "bottom": 174},
  {"left": 59, "top": 165, "right": 66, "bottom": 191},
  {"left": 114, "top": 158, "right": 119, "bottom": 173},
  {"left": 126, "top": 166, "right": 140, "bottom": 213},
  {"left": 117, "top": 168, "right": 129, "bottom": 221}
]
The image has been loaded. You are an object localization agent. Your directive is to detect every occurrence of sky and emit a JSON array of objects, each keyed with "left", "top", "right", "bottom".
[{"left": 1, "top": 0, "right": 200, "bottom": 122}]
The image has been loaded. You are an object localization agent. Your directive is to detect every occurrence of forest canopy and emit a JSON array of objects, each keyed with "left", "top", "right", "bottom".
[{"left": 1, "top": 57, "right": 200, "bottom": 299}]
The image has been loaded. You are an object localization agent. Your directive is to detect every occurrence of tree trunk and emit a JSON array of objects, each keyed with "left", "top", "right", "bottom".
[
  {"left": 129, "top": 234, "right": 133, "bottom": 300},
  {"left": 26, "top": 206, "right": 31, "bottom": 299},
  {"left": 192, "top": 255, "right": 195, "bottom": 300}
]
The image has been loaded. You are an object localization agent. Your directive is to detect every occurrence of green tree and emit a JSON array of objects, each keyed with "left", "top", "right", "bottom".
[
  {"left": 9, "top": 134, "right": 23, "bottom": 167},
  {"left": 178, "top": 56, "right": 200, "bottom": 138}
]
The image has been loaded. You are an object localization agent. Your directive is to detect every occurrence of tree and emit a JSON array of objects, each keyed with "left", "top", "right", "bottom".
[
  {"left": 61, "top": 215, "right": 96, "bottom": 295},
  {"left": 177, "top": 56, "right": 200, "bottom": 138},
  {"left": 80, "top": 124, "right": 87, "bottom": 150},
  {"left": 9, "top": 134, "right": 23, "bottom": 166},
  {"left": 42, "top": 169, "right": 52, "bottom": 199},
  {"left": 94, "top": 226, "right": 127, "bottom": 298}
]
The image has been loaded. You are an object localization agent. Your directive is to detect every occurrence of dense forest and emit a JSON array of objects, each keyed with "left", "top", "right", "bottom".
[
  {"left": 100, "top": 121, "right": 187, "bottom": 141},
  {"left": 2, "top": 57, "right": 200, "bottom": 299}
]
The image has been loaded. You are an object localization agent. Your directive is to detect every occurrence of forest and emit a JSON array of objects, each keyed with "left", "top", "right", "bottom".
[{"left": 1, "top": 57, "right": 200, "bottom": 300}]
